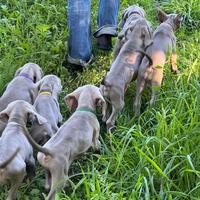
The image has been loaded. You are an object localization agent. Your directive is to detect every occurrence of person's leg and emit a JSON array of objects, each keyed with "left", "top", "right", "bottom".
[
  {"left": 94, "top": 0, "right": 120, "bottom": 50},
  {"left": 67, "top": 0, "right": 93, "bottom": 67}
]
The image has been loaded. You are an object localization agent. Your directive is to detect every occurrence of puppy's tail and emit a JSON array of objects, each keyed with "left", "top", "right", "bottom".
[
  {"left": 135, "top": 50, "right": 153, "bottom": 66},
  {"left": 23, "top": 126, "right": 53, "bottom": 157},
  {"left": 0, "top": 148, "right": 20, "bottom": 168}
]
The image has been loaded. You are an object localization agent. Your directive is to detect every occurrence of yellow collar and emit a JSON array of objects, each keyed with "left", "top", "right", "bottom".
[{"left": 39, "top": 91, "right": 51, "bottom": 95}]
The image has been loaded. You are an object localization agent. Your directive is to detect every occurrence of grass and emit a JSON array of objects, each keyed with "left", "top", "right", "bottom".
[{"left": 0, "top": 0, "right": 200, "bottom": 199}]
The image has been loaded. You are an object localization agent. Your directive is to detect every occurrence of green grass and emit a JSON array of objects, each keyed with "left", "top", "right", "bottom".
[{"left": 0, "top": 0, "right": 200, "bottom": 199}]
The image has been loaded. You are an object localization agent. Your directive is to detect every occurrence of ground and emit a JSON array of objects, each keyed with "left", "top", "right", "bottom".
[{"left": 0, "top": 0, "right": 200, "bottom": 199}]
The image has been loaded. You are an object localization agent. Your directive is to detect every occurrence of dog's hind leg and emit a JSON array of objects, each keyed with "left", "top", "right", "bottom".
[
  {"left": 7, "top": 164, "right": 26, "bottom": 200},
  {"left": 134, "top": 75, "right": 146, "bottom": 116},
  {"left": 46, "top": 166, "right": 65, "bottom": 200},
  {"left": 45, "top": 170, "right": 51, "bottom": 192},
  {"left": 170, "top": 53, "right": 180, "bottom": 74},
  {"left": 149, "top": 81, "right": 161, "bottom": 107},
  {"left": 26, "top": 155, "right": 36, "bottom": 180}
]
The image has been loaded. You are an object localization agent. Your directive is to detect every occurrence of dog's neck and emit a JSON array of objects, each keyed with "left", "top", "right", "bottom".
[
  {"left": 165, "top": 21, "right": 176, "bottom": 32},
  {"left": 8, "top": 116, "right": 26, "bottom": 127},
  {"left": 18, "top": 73, "right": 34, "bottom": 82},
  {"left": 75, "top": 107, "right": 96, "bottom": 116},
  {"left": 77, "top": 94, "right": 96, "bottom": 112},
  {"left": 39, "top": 89, "right": 52, "bottom": 96},
  {"left": 19, "top": 66, "right": 36, "bottom": 82}
]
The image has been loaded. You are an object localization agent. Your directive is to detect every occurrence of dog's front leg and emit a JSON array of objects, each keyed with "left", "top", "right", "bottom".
[
  {"left": 47, "top": 167, "right": 65, "bottom": 200},
  {"left": 106, "top": 97, "right": 124, "bottom": 131},
  {"left": 102, "top": 100, "right": 108, "bottom": 122},
  {"left": 92, "top": 128, "right": 101, "bottom": 151},
  {"left": 7, "top": 169, "right": 26, "bottom": 200}
]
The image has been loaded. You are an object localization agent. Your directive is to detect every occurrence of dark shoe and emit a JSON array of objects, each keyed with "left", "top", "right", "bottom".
[
  {"left": 62, "top": 59, "right": 83, "bottom": 73},
  {"left": 96, "top": 35, "right": 112, "bottom": 50}
]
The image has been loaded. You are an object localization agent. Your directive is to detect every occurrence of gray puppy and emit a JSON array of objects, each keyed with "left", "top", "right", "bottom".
[
  {"left": 0, "top": 100, "right": 47, "bottom": 200},
  {"left": 134, "top": 9, "right": 183, "bottom": 116},
  {"left": 0, "top": 63, "right": 43, "bottom": 136},
  {"left": 24, "top": 85, "right": 105, "bottom": 200},
  {"left": 30, "top": 75, "right": 63, "bottom": 145},
  {"left": 101, "top": 17, "right": 152, "bottom": 130}
]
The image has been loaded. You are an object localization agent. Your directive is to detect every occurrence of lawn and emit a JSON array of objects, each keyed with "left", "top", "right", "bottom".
[{"left": 0, "top": 0, "right": 200, "bottom": 199}]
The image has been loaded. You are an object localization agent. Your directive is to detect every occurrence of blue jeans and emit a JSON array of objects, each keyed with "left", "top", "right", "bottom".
[{"left": 67, "top": 0, "right": 120, "bottom": 66}]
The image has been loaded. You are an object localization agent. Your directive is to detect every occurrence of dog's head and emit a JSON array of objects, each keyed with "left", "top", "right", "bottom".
[
  {"left": 119, "top": 19, "right": 152, "bottom": 48},
  {"left": 119, "top": 5, "right": 145, "bottom": 28},
  {"left": 0, "top": 100, "right": 47, "bottom": 125},
  {"left": 64, "top": 85, "right": 105, "bottom": 113},
  {"left": 15, "top": 63, "right": 44, "bottom": 83},
  {"left": 37, "top": 74, "right": 62, "bottom": 96},
  {"left": 157, "top": 8, "right": 183, "bottom": 31}
]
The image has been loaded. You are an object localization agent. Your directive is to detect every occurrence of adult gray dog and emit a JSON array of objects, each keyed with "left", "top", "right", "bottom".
[
  {"left": 101, "top": 12, "right": 153, "bottom": 130},
  {"left": 23, "top": 85, "right": 105, "bottom": 200},
  {"left": 134, "top": 8, "right": 183, "bottom": 116},
  {"left": 0, "top": 63, "right": 43, "bottom": 135},
  {"left": 113, "top": 5, "right": 151, "bottom": 59},
  {"left": 0, "top": 100, "right": 48, "bottom": 200},
  {"left": 30, "top": 75, "right": 63, "bottom": 145}
]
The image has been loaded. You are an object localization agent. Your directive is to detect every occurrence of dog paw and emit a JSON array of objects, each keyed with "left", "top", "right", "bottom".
[{"left": 106, "top": 123, "right": 114, "bottom": 132}]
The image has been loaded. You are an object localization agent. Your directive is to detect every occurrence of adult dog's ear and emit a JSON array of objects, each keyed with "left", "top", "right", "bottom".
[
  {"left": 157, "top": 8, "right": 168, "bottom": 23},
  {"left": 64, "top": 87, "right": 83, "bottom": 112},
  {"left": 14, "top": 67, "right": 23, "bottom": 77}
]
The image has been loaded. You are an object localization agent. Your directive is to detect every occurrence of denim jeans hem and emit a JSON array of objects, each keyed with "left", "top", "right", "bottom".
[
  {"left": 67, "top": 54, "right": 94, "bottom": 67},
  {"left": 93, "top": 25, "right": 118, "bottom": 38}
]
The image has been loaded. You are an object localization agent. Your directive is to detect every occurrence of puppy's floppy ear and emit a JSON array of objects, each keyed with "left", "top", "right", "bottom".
[
  {"left": 0, "top": 110, "right": 9, "bottom": 123},
  {"left": 26, "top": 106, "right": 47, "bottom": 125},
  {"left": 119, "top": 9, "right": 127, "bottom": 28},
  {"left": 64, "top": 87, "right": 83, "bottom": 112},
  {"left": 124, "top": 25, "right": 135, "bottom": 40},
  {"left": 156, "top": 8, "right": 168, "bottom": 23},
  {"left": 35, "top": 79, "right": 42, "bottom": 92},
  {"left": 53, "top": 78, "right": 62, "bottom": 96},
  {"left": 143, "top": 25, "right": 153, "bottom": 48},
  {"left": 93, "top": 88, "right": 106, "bottom": 108},
  {"left": 14, "top": 67, "right": 23, "bottom": 77},
  {"left": 34, "top": 66, "right": 44, "bottom": 83}
]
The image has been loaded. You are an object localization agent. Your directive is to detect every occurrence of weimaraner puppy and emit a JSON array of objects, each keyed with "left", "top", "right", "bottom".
[
  {"left": 134, "top": 9, "right": 183, "bottom": 116},
  {"left": 0, "top": 100, "right": 48, "bottom": 200},
  {"left": 24, "top": 85, "right": 105, "bottom": 200},
  {"left": 101, "top": 17, "right": 153, "bottom": 130},
  {"left": 30, "top": 75, "right": 63, "bottom": 145},
  {"left": 113, "top": 5, "right": 151, "bottom": 59},
  {"left": 0, "top": 63, "right": 43, "bottom": 136}
]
